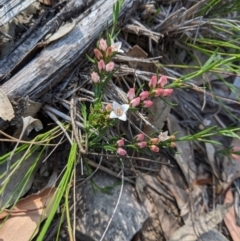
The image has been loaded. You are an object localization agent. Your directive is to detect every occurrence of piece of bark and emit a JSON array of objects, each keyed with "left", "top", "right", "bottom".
[
  {"left": 0, "top": 0, "right": 142, "bottom": 129},
  {"left": 0, "top": 0, "right": 36, "bottom": 26}
]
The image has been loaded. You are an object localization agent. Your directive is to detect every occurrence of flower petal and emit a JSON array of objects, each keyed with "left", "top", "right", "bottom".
[
  {"left": 112, "top": 101, "right": 121, "bottom": 110},
  {"left": 109, "top": 111, "right": 118, "bottom": 119},
  {"left": 118, "top": 113, "right": 127, "bottom": 121},
  {"left": 121, "top": 104, "right": 129, "bottom": 112}
]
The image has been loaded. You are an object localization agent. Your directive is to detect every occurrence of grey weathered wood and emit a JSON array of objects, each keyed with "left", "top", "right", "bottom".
[
  {"left": 0, "top": 0, "right": 91, "bottom": 81},
  {"left": 0, "top": 0, "right": 36, "bottom": 26}
]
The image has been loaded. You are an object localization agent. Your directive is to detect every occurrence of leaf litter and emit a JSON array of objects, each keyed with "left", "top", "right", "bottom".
[{"left": 1, "top": 0, "right": 240, "bottom": 240}]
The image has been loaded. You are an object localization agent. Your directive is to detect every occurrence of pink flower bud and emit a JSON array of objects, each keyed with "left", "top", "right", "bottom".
[
  {"left": 162, "top": 89, "right": 173, "bottom": 97},
  {"left": 136, "top": 133, "right": 145, "bottom": 142},
  {"left": 116, "top": 139, "right": 124, "bottom": 147},
  {"left": 139, "top": 91, "right": 149, "bottom": 100},
  {"left": 106, "top": 61, "right": 114, "bottom": 72},
  {"left": 130, "top": 97, "right": 140, "bottom": 107},
  {"left": 150, "top": 145, "right": 159, "bottom": 152},
  {"left": 105, "top": 103, "right": 112, "bottom": 112},
  {"left": 151, "top": 138, "right": 160, "bottom": 145},
  {"left": 154, "top": 88, "right": 163, "bottom": 97},
  {"left": 232, "top": 147, "right": 240, "bottom": 160},
  {"left": 106, "top": 47, "right": 113, "bottom": 57},
  {"left": 127, "top": 88, "right": 135, "bottom": 100},
  {"left": 149, "top": 75, "right": 157, "bottom": 88},
  {"left": 94, "top": 48, "right": 103, "bottom": 60},
  {"left": 158, "top": 76, "right": 167, "bottom": 87},
  {"left": 91, "top": 72, "right": 100, "bottom": 83},
  {"left": 99, "top": 38, "right": 107, "bottom": 51},
  {"left": 143, "top": 100, "right": 153, "bottom": 108},
  {"left": 137, "top": 141, "right": 147, "bottom": 148},
  {"left": 117, "top": 147, "right": 127, "bottom": 156},
  {"left": 98, "top": 59, "right": 105, "bottom": 70}
]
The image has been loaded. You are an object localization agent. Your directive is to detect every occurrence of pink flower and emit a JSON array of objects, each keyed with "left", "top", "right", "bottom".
[
  {"left": 158, "top": 76, "right": 167, "bottom": 87},
  {"left": 91, "top": 72, "right": 100, "bottom": 83},
  {"left": 105, "top": 103, "right": 112, "bottom": 112},
  {"left": 150, "top": 145, "right": 159, "bottom": 152},
  {"left": 162, "top": 89, "right": 173, "bottom": 97},
  {"left": 117, "top": 147, "right": 127, "bottom": 156},
  {"left": 94, "top": 48, "right": 103, "bottom": 60},
  {"left": 105, "top": 61, "right": 114, "bottom": 72},
  {"left": 143, "top": 100, "right": 153, "bottom": 108},
  {"left": 98, "top": 59, "right": 105, "bottom": 70},
  {"left": 127, "top": 88, "right": 135, "bottom": 100},
  {"left": 130, "top": 97, "right": 140, "bottom": 107},
  {"left": 149, "top": 76, "right": 157, "bottom": 88},
  {"left": 117, "top": 139, "right": 124, "bottom": 147},
  {"left": 137, "top": 141, "right": 147, "bottom": 148},
  {"left": 135, "top": 133, "right": 145, "bottom": 141},
  {"left": 99, "top": 38, "right": 107, "bottom": 51},
  {"left": 154, "top": 88, "right": 163, "bottom": 97},
  {"left": 139, "top": 91, "right": 149, "bottom": 100}
]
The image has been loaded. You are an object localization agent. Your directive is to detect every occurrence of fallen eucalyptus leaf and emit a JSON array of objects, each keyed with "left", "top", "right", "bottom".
[{"left": 169, "top": 203, "right": 232, "bottom": 241}]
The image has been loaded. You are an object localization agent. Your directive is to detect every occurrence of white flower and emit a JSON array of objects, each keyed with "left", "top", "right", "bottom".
[
  {"left": 111, "top": 39, "right": 124, "bottom": 53},
  {"left": 158, "top": 131, "right": 169, "bottom": 142},
  {"left": 109, "top": 101, "right": 129, "bottom": 121}
]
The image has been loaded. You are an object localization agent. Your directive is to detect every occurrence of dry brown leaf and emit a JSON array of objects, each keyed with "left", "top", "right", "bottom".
[
  {"left": 38, "top": 0, "right": 55, "bottom": 6},
  {"left": 0, "top": 187, "right": 56, "bottom": 241},
  {"left": 0, "top": 88, "right": 14, "bottom": 121},
  {"left": 205, "top": 143, "right": 220, "bottom": 178},
  {"left": 169, "top": 203, "right": 232, "bottom": 241},
  {"left": 0, "top": 151, "right": 43, "bottom": 208},
  {"left": 222, "top": 132, "right": 240, "bottom": 185},
  {"left": 127, "top": 45, "right": 156, "bottom": 73},
  {"left": 167, "top": 114, "right": 197, "bottom": 184},
  {"left": 44, "top": 20, "right": 76, "bottom": 44},
  {"left": 224, "top": 189, "right": 240, "bottom": 241},
  {"left": 144, "top": 98, "right": 171, "bottom": 135}
]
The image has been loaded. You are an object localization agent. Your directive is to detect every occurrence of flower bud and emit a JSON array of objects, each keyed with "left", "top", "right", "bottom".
[
  {"left": 90, "top": 72, "right": 100, "bottom": 83},
  {"left": 98, "top": 59, "right": 105, "bottom": 70},
  {"left": 154, "top": 88, "right": 163, "bottom": 97},
  {"left": 170, "top": 142, "right": 176, "bottom": 148},
  {"left": 158, "top": 76, "right": 167, "bottom": 87},
  {"left": 139, "top": 91, "right": 149, "bottom": 100},
  {"left": 117, "top": 147, "right": 127, "bottom": 156},
  {"left": 105, "top": 103, "right": 113, "bottom": 112},
  {"left": 135, "top": 133, "right": 145, "bottom": 142},
  {"left": 150, "top": 145, "right": 159, "bottom": 152},
  {"left": 106, "top": 61, "right": 114, "bottom": 72},
  {"left": 162, "top": 89, "right": 173, "bottom": 97},
  {"left": 151, "top": 138, "right": 160, "bottom": 145},
  {"left": 116, "top": 139, "right": 124, "bottom": 147},
  {"left": 149, "top": 75, "right": 157, "bottom": 88},
  {"left": 94, "top": 48, "right": 103, "bottom": 60},
  {"left": 137, "top": 141, "right": 147, "bottom": 148},
  {"left": 143, "top": 100, "right": 153, "bottom": 108},
  {"left": 106, "top": 47, "right": 113, "bottom": 57},
  {"left": 127, "top": 88, "right": 135, "bottom": 101},
  {"left": 130, "top": 97, "right": 141, "bottom": 107},
  {"left": 99, "top": 38, "right": 107, "bottom": 51}
]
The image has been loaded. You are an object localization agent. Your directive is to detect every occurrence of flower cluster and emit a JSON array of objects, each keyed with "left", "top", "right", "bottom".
[
  {"left": 90, "top": 38, "right": 123, "bottom": 83},
  {"left": 116, "top": 131, "right": 176, "bottom": 156},
  {"left": 127, "top": 75, "right": 173, "bottom": 108}
]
